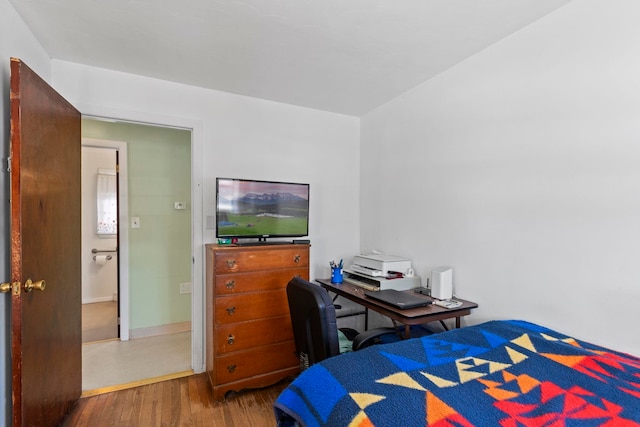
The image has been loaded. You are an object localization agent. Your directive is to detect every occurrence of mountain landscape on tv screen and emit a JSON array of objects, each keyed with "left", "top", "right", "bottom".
[
  {"left": 219, "top": 192, "right": 307, "bottom": 215},
  {"left": 239, "top": 192, "right": 307, "bottom": 206},
  {"left": 217, "top": 192, "right": 309, "bottom": 237}
]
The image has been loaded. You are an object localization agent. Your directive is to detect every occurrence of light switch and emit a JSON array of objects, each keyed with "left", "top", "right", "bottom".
[
  {"left": 174, "top": 201, "right": 186, "bottom": 210},
  {"left": 131, "top": 217, "right": 140, "bottom": 228}
]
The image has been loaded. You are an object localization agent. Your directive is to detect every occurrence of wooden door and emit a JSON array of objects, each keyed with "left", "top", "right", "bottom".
[{"left": 8, "top": 57, "right": 82, "bottom": 426}]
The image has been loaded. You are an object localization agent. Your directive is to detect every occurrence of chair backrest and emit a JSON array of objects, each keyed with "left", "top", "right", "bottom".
[{"left": 286, "top": 277, "right": 340, "bottom": 368}]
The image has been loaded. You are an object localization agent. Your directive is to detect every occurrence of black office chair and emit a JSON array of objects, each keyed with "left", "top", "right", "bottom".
[{"left": 286, "top": 276, "right": 396, "bottom": 371}]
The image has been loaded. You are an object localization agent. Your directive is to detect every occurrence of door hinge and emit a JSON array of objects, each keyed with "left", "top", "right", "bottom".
[{"left": 6, "top": 157, "right": 10, "bottom": 172}]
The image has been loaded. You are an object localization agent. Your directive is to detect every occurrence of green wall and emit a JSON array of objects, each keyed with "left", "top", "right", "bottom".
[{"left": 83, "top": 118, "right": 192, "bottom": 330}]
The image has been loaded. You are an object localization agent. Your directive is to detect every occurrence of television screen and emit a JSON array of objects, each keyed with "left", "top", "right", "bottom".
[{"left": 216, "top": 178, "right": 310, "bottom": 240}]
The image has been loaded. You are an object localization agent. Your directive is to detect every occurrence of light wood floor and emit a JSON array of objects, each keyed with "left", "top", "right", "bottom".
[
  {"left": 63, "top": 373, "right": 290, "bottom": 426},
  {"left": 82, "top": 301, "right": 118, "bottom": 343},
  {"left": 82, "top": 301, "right": 192, "bottom": 394},
  {"left": 83, "top": 331, "right": 192, "bottom": 393}
]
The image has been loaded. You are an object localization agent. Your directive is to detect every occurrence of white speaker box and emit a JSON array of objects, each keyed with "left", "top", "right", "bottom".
[{"left": 431, "top": 267, "right": 453, "bottom": 300}]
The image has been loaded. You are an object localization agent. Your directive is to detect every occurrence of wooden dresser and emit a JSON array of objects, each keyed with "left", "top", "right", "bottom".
[{"left": 205, "top": 243, "right": 308, "bottom": 400}]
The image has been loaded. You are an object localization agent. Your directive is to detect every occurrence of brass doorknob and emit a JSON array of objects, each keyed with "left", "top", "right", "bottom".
[
  {"left": 1, "top": 280, "right": 45, "bottom": 294},
  {"left": 24, "top": 279, "right": 46, "bottom": 292}
]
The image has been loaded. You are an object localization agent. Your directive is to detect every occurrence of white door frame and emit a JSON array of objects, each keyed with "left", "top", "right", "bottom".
[
  {"left": 81, "top": 138, "right": 130, "bottom": 340},
  {"left": 80, "top": 105, "right": 205, "bottom": 373}
]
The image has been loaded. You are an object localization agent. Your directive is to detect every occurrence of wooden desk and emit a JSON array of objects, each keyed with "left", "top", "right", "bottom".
[{"left": 317, "top": 279, "right": 478, "bottom": 339}]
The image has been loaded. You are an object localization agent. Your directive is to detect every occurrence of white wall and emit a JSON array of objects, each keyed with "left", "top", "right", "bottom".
[
  {"left": 0, "top": 0, "right": 53, "bottom": 422},
  {"left": 360, "top": 0, "right": 640, "bottom": 356},
  {"left": 51, "top": 59, "right": 362, "bottom": 294}
]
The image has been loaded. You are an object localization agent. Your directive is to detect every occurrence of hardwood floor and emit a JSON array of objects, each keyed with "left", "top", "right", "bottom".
[{"left": 63, "top": 373, "right": 290, "bottom": 426}]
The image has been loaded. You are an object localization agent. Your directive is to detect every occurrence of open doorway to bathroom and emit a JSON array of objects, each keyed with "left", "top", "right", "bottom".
[
  {"left": 81, "top": 118, "right": 193, "bottom": 393},
  {"left": 81, "top": 145, "right": 120, "bottom": 343}
]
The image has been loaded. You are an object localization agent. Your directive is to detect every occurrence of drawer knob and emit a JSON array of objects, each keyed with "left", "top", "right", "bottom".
[
  {"left": 227, "top": 364, "right": 236, "bottom": 373},
  {"left": 226, "top": 306, "right": 236, "bottom": 315},
  {"left": 294, "top": 255, "right": 301, "bottom": 263},
  {"left": 227, "top": 334, "right": 235, "bottom": 345},
  {"left": 225, "top": 280, "right": 235, "bottom": 290},
  {"left": 226, "top": 259, "right": 236, "bottom": 268}
]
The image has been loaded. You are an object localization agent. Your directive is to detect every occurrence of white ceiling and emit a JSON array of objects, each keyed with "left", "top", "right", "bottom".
[{"left": 10, "top": 0, "right": 572, "bottom": 116}]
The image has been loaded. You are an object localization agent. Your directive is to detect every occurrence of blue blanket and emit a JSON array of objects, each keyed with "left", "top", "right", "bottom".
[{"left": 274, "top": 320, "right": 640, "bottom": 426}]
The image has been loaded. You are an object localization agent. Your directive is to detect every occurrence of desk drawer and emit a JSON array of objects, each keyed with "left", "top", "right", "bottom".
[
  {"left": 214, "top": 248, "right": 309, "bottom": 273},
  {"left": 214, "top": 315, "right": 293, "bottom": 354},
  {"left": 214, "top": 341, "right": 298, "bottom": 384},
  {"left": 215, "top": 268, "right": 308, "bottom": 294},
  {"left": 214, "top": 290, "right": 290, "bottom": 324}
]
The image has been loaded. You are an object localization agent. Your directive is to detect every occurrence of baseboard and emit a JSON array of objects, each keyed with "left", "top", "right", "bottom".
[
  {"left": 82, "top": 296, "right": 114, "bottom": 304},
  {"left": 129, "top": 321, "right": 192, "bottom": 339}
]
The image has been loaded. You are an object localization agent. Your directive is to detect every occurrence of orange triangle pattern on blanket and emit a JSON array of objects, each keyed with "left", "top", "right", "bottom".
[
  {"left": 348, "top": 411, "right": 374, "bottom": 427},
  {"left": 425, "top": 391, "right": 474, "bottom": 427},
  {"left": 493, "top": 381, "right": 635, "bottom": 426}
]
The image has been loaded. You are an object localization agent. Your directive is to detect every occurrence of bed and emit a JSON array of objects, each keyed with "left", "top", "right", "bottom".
[{"left": 274, "top": 320, "right": 640, "bottom": 426}]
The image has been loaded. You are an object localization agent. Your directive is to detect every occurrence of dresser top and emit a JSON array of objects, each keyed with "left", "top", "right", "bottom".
[{"left": 206, "top": 243, "right": 309, "bottom": 251}]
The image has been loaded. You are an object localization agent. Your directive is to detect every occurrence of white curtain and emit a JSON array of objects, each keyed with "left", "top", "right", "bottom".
[{"left": 97, "top": 169, "right": 117, "bottom": 235}]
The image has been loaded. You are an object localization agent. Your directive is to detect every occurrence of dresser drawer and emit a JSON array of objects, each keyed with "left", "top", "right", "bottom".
[
  {"left": 214, "top": 248, "right": 309, "bottom": 273},
  {"left": 214, "top": 315, "right": 293, "bottom": 354},
  {"left": 214, "top": 290, "right": 290, "bottom": 324},
  {"left": 214, "top": 341, "right": 298, "bottom": 384},
  {"left": 215, "top": 268, "right": 308, "bottom": 294}
]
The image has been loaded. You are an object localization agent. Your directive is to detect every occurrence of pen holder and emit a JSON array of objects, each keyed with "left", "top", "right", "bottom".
[{"left": 331, "top": 267, "right": 343, "bottom": 284}]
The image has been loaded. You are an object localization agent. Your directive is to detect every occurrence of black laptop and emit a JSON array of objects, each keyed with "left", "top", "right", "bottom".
[{"left": 364, "top": 289, "right": 431, "bottom": 310}]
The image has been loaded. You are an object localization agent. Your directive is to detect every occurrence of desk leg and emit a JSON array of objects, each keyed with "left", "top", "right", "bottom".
[
  {"left": 455, "top": 317, "right": 461, "bottom": 328},
  {"left": 390, "top": 320, "right": 405, "bottom": 340},
  {"left": 365, "top": 307, "right": 368, "bottom": 331},
  {"left": 404, "top": 324, "right": 411, "bottom": 339}
]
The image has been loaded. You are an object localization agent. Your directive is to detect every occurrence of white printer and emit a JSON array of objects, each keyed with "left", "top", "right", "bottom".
[
  {"left": 351, "top": 253, "right": 412, "bottom": 277},
  {"left": 344, "top": 253, "right": 420, "bottom": 291}
]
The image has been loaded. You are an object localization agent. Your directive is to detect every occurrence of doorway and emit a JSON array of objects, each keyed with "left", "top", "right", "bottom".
[
  {"left": 81, "top": 145, "right": 119, "bottom": 343},
  {"left": 81, "top": 118, "right": 194, "bottom": 391}
]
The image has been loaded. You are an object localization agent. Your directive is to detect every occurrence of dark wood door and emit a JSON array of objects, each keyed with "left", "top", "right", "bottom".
[{"left": 9, "top": 57, "right": 82, "bottom": 426}]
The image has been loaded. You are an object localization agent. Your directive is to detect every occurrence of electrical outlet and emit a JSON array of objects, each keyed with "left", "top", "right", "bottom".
[{"left": 179, "top": 282, "right": 192, "bottom": 294}]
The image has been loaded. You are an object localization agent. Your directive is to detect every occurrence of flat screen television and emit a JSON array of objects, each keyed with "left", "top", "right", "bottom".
[{"left": 216, "top": 177, "right": 310, "bottom": 243}]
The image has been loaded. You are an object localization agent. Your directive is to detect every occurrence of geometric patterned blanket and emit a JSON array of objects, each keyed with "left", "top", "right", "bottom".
[{"left": 274, "top": 320, "right": 640, "bottom": 426}]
